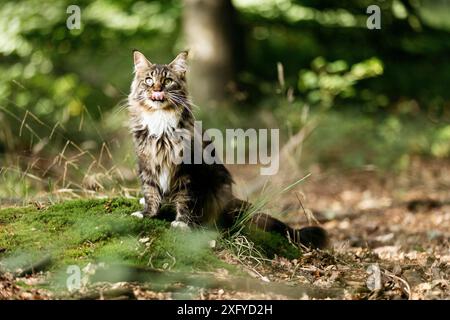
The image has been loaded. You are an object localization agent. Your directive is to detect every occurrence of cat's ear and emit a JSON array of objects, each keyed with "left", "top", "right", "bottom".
[
  {"left": 169, "top": 51, "right": 188, "bottom": 78},
  {"left": 133, "top": 50, "right": 152, "bottom": 71}
]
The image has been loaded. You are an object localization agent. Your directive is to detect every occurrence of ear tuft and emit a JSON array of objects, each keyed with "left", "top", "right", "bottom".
[
  {"left": 133, "top": 50, "right": 152, "bottom": 71},
  {"left": 169, "top": 51, "right": 188, "bottom": 77}
]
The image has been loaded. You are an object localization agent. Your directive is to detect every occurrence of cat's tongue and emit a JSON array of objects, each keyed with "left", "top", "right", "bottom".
[{"left": 151, "top": 91, "right": 165, "bottom": 101}]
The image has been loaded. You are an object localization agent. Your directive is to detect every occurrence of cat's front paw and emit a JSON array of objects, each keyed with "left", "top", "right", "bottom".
[
  {"left": 170, "top": 221, "right": 191, "bottom": 231},
  {"left": 131, "top": 211, "right": 144, "bottom": 219},
  {"left": 131, "top": 210, "right": 158, "bottom": 219}
]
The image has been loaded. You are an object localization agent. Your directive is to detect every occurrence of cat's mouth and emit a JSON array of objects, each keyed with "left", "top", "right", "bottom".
[
  {"left": 144, "top": 91, "right": 171, "bottom": 110},
  {"left": 150, "top": 91, "right": 166, "bottom": 101}
]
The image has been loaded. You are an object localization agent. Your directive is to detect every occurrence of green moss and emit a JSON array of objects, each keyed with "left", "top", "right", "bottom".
[
  {"left": 244, "top": 228, "right": 301, "bottom": 260},
  {"left": 0, "top": 197, "right": 300, "bottom": 291},
  {"left": 0, "top": 198, "right": 226, "bottom": 275}
]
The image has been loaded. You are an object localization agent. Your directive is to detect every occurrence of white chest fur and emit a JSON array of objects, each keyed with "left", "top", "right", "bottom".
[
  {"left": 140, "top": 109, "right": 179, "bottom": 138},
  {"left": 136, "top": 109, "right": 181, "bottom": 194},
  {"left": 158, "top": 167, "right": 171, "bottom": 194}
]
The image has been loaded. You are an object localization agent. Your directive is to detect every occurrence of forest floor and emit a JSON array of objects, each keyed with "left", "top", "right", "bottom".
[{"left": 0, "top": 159, "right": 449, "bottom": 300}]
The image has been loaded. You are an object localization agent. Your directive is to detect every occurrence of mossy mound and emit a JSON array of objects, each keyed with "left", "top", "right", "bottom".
[
  {"left": 0, "top": 198, "right": 225, "bottom": 274},
  {"left": 0, "top": 198, "right": 301, "bottom": 288}
]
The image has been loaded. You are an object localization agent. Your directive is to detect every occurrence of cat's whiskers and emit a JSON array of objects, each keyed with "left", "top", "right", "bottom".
[
  {"left": 169, "top": 91, "right": 200, "bottom": 110},
  {"left": 114, "top": 97, "right": 132, "bottom": 114},
  {"left": 167, "top": 94, "right": 196, "bottom": 120}
]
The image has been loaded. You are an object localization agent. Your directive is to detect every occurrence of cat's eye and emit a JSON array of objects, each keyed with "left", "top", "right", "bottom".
[
  {"left": 164, "top": 78, "right": 172, "bottom": 86},
  {"left": 145, "top": 77, "right": 153, "bottom": 86}
]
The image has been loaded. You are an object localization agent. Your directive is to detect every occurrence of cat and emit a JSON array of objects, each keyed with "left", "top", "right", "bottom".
[{"left": 128, "top": 50, "right": 328, "bottom": 248}]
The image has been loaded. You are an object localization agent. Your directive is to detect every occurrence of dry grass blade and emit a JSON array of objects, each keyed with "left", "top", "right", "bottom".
[{"left": 382, "top": 268, "right": 412, "bottom": 300}]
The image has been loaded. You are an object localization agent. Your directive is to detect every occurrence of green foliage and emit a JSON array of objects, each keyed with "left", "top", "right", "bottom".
[
  {"left": 301, "top": 111, "right": 450, "bottom": 170},
  {"left": 430, "top": 125, "right": 450, "bottom": 158},
  {"left": 237, "top": 0, "right": 450, "bottom": 112},
  {"left": 298, "top": 57, "right": 383, "bottom": 109}
]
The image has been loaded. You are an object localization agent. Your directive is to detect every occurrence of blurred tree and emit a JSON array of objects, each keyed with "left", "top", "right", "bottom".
[{"left": 183, "top": 0, "right": 240, "bottom": 107}]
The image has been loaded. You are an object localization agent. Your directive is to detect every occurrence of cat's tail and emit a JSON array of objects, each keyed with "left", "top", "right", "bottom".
[{"left": 221, "top": 199, "right": 328, "bottom": 249}]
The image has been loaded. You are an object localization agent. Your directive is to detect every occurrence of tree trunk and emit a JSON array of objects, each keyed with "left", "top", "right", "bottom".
[{"left": 182, "top": 0, "right": 238, "bottom": 108}]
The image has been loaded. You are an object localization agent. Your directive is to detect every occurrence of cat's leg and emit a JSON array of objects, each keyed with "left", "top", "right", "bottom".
[
  {"left": 142, "top": 182, "right": 162, "bottom": 217},
  {"left": 171, "top": 188, "right": 191, "bottom": 230},
  {"left": 132, "top": 182, "right": 161, "bottom": 219}
]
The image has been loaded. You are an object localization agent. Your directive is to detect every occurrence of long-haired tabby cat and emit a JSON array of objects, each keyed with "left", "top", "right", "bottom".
[{"left": 128, "top": 50, "right": 327, "bottom": 249}]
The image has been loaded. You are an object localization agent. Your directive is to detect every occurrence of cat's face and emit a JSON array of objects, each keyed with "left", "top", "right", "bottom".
[{"left": 130, "top": 51, "right": 188, "bottom": 111}]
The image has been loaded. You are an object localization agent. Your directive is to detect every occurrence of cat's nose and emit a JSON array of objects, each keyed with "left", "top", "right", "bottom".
[{"left": 153, "top": 83, "right": 162, "bottom": 91}]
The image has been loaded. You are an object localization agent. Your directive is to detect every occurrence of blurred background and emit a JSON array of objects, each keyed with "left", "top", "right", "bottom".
[{"left": 0, "top": 0, "right": 450, "bottom": 201}]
